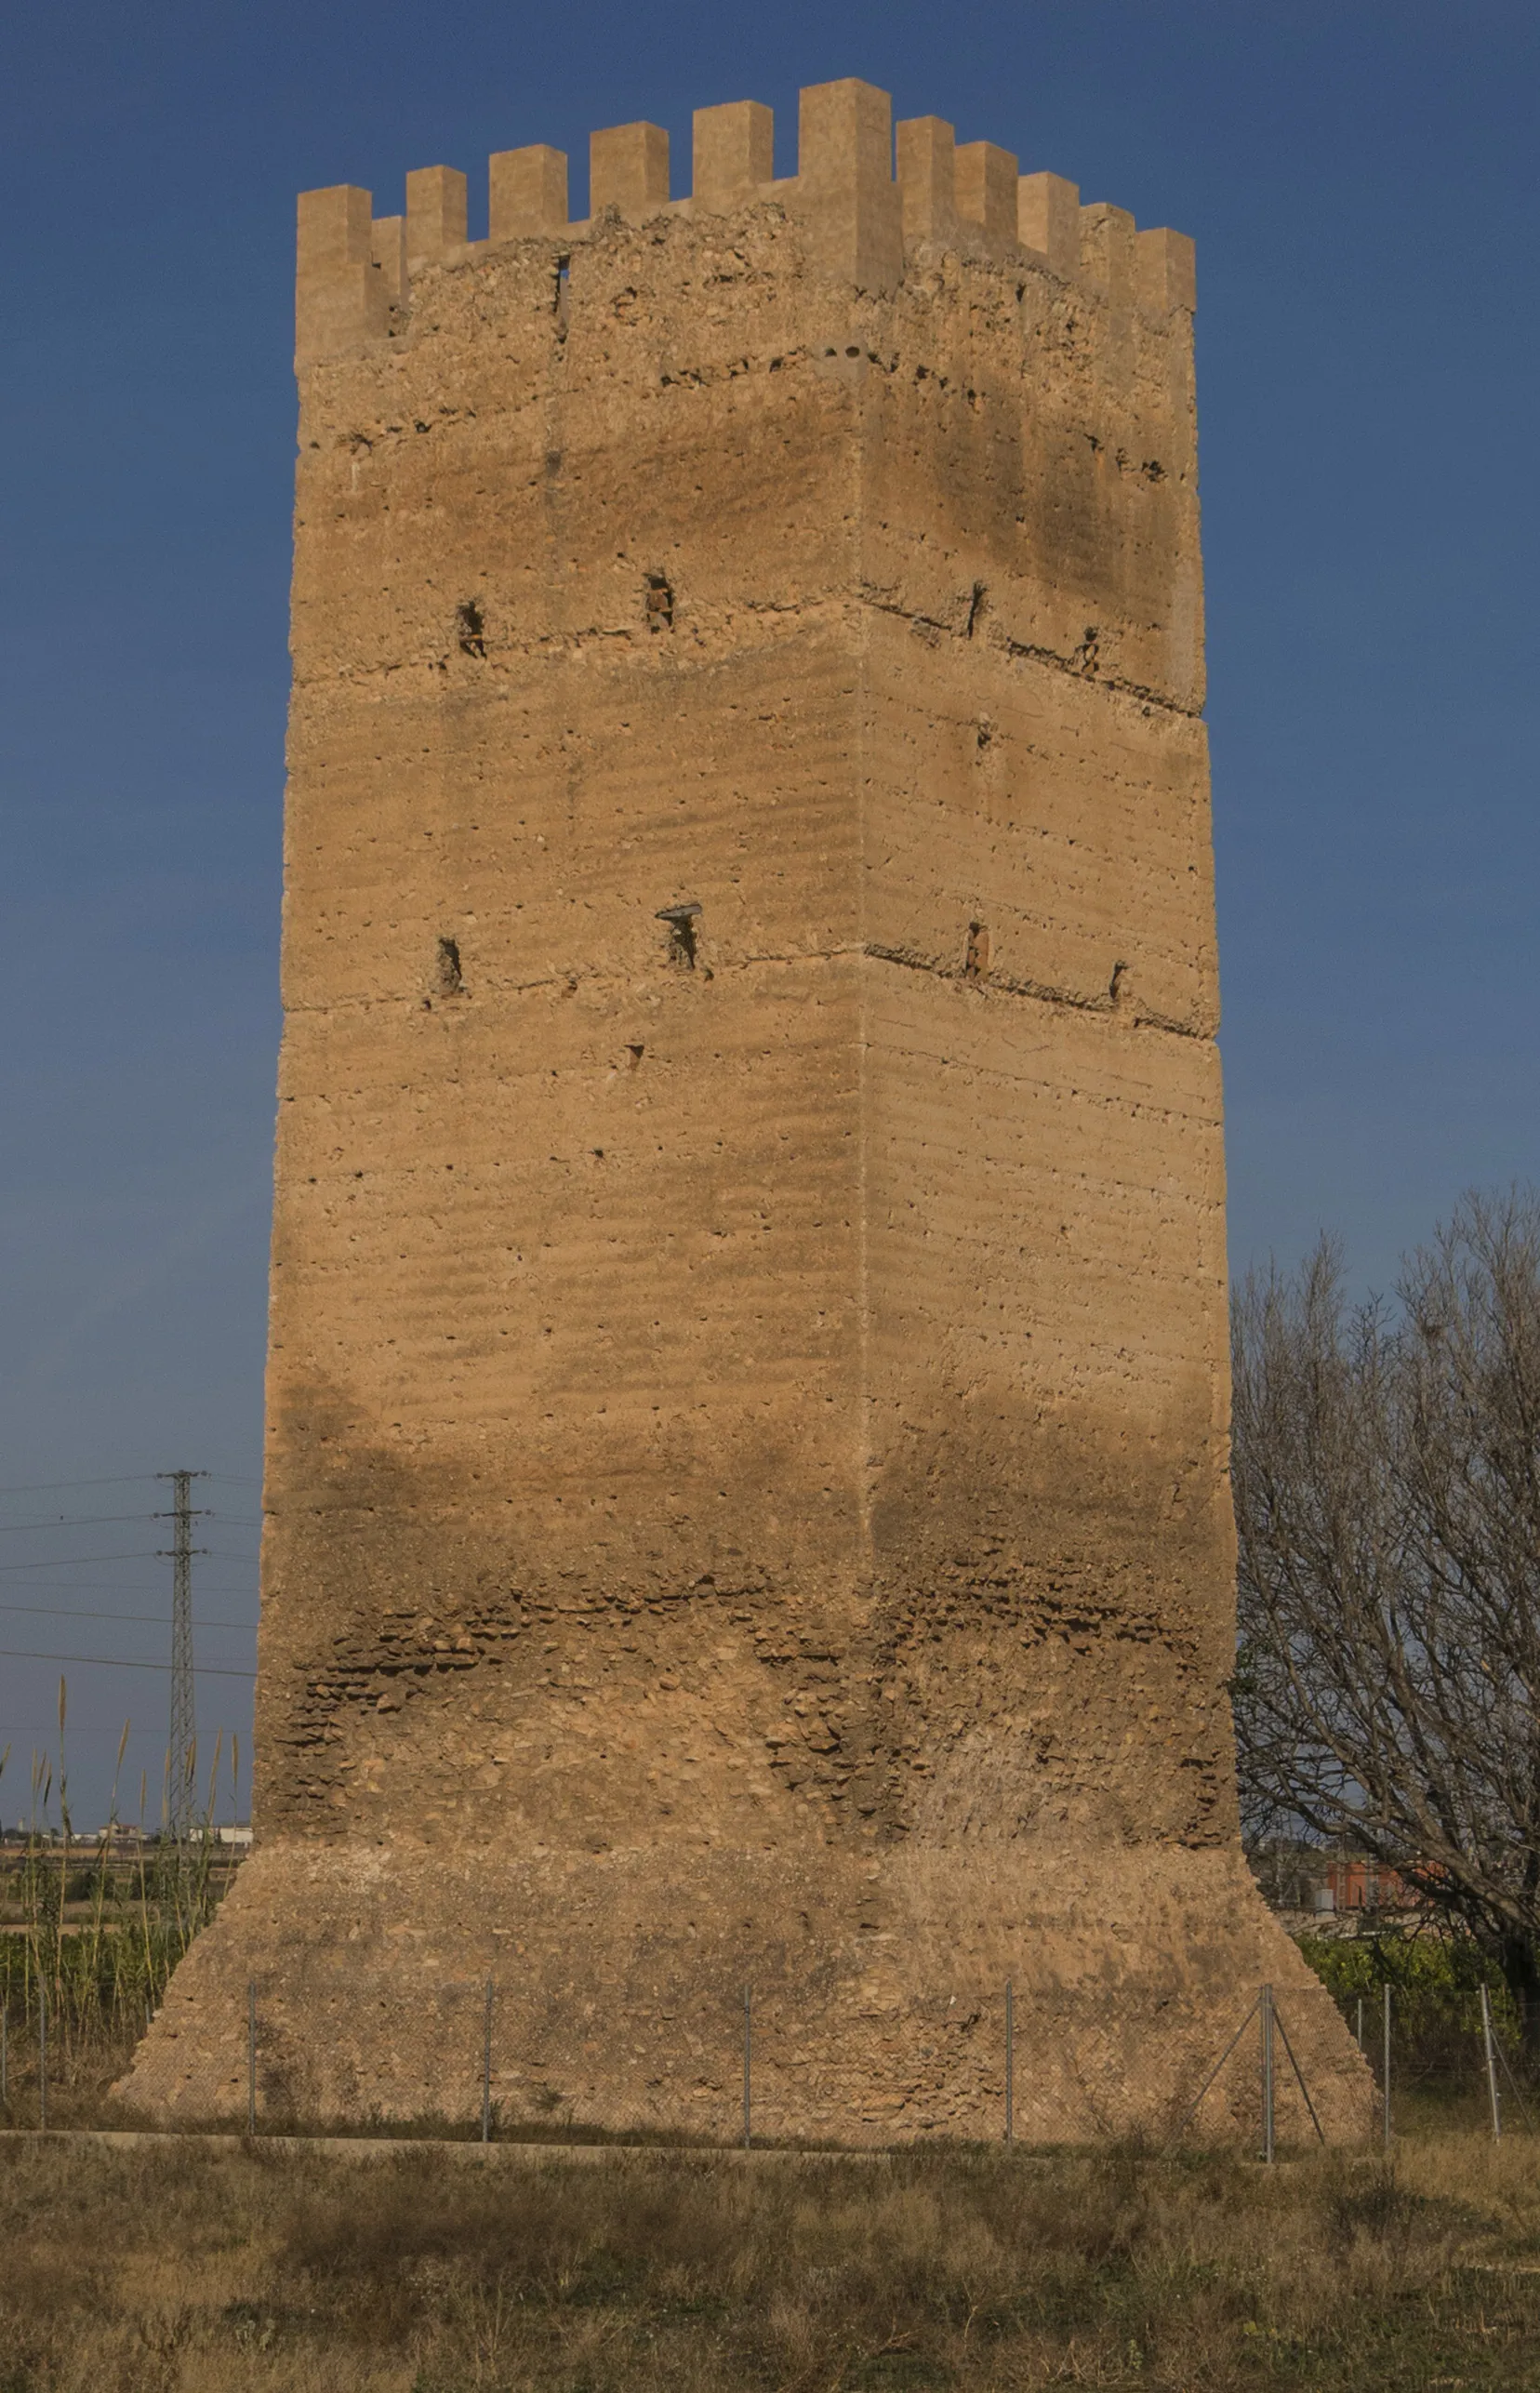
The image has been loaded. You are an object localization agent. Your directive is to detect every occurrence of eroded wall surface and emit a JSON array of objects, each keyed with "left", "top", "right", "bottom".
[{"left": 123, "top": 82, "right": 1367, "bottom": 2141}]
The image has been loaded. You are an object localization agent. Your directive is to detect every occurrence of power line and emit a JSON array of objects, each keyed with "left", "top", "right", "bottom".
[
  {"left": 0, "top": 1582, "right": 256, "bottom": 1597},
  {"left": 0, "top": 1473, "right": 261, "bottom": 1498},
  {"left": 0, "top": 1551, "right": 161, "bottom": 1574},
  {"left": 0, "top": 1727, "right": 247, "bottom": 1739},
  {"left": 0, "top": 1509, "right": 256, "bottom": 1536},
  {"left": 0, "top": 1648, "right": 254, "bottom": 1679},
  {"left": 0, "top": 1475, "right": 155, "bottom": 1496},
  {"left": 0, "top": 1550, "right": 256, "bottom": 1572},
  {"left": 0, "top": 1514, "right": 161, "bottom": 1534},
  {"left": 0, "top": 1602, "right": 254, "bottom": 1629}
]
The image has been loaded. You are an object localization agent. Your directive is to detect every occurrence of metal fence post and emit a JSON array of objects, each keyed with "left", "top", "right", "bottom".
[
  {"left": 482, "top": 1977, "right": 495, "bottom": 2145},
  {"left": 1004, "top": 1979, "right": 1015, "bottom": 2147},
  {"left": 1260, "top": 1983, "right": 1275, "bottom": 2163},
  {"left": 1480, "top": 1984, "right": 1502, "bottom": 2143},
  {"left": 246, "top": 1980, "right": 258, "bottom": 2135},
  {"left": 742, "top": 1985, "right": 751, "bottom": 2151},
  {"left": 1, "top": 2004, "right": 7, "bottom": 2111},
  {"left": 1356, "top": 1995, "right": 1364, "bottom": 2053},
  {"left": 38, "top": 1986, "right": 47, "bottom": 2133},
  {"left": 1271, "top": 1996, "right": 1326, "bottom": 2146},
  {"left": 1382, "top": 1982, "right": 1392, "bottom": 2149}
]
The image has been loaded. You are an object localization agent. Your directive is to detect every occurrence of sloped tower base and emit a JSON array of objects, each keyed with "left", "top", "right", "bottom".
[{"left": 122, "top": 1838, "right": 1363, "bottom": 2142}]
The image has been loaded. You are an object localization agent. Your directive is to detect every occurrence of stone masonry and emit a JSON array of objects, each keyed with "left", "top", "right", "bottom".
[{"left": 122, "top": 79, "right": 1369, "bottom": 2141}]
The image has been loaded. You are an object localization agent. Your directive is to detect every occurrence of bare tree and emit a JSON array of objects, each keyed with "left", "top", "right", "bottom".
[{"left": 1231, "top": 1191, "right": 1540, "bottom": 2044}]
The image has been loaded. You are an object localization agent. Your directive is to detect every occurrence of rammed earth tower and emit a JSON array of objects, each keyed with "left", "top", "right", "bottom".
[{"left": 125, "top": 80, "right": 1366, "bottom": 2140}]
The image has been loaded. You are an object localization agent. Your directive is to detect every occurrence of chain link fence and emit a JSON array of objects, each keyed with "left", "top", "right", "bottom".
[{"left": 3, "top": 1964, "right": 1534, "bottom": 2147}]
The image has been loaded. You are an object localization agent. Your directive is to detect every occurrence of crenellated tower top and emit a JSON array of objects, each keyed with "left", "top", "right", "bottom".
[{"left": 296, "top": 76, "right": 1194, "bottom": 363}]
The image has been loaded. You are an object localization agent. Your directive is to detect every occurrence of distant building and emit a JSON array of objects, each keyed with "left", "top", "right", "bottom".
[
  {"left": 1323, "top": 1856, "right": 1420, "bottom": 1914},
  {"left": 1248, "top": 1837, "right": 1427, "bottom": 1920}
]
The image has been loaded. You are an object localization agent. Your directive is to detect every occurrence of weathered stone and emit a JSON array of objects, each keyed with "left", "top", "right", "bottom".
[{"left": 121, "top": 78, "right": 1368, "bottom": 2144}]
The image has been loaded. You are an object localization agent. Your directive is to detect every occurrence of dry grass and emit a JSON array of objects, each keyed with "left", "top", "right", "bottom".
[{"left": 1, "top": 2134, "right": 1538, "bottom": 2390}]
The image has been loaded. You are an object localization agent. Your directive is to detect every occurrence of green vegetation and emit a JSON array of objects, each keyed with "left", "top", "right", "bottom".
[
  {"left": 1297, "top": 1926, "right": 1538, "bottom": 2126},
  {"left": 0, "top": 1708, "right": 238, "bottom": 2116},
  {"left": 0, "top": 1832, "right": 228, "bottom": 2033},
  {"left": 1299, "top": 1926, "right": 1512, "bottom": 2022}
]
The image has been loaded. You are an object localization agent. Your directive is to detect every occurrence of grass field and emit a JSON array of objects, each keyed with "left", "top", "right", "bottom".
[{"left": 2, "top": 2133, "right": 1538, "bottom": 2391}]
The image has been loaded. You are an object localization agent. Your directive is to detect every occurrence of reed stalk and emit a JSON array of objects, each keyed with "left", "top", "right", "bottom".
[{"left": 0, "top": 1690, "right": 240, "bottom": 2112}]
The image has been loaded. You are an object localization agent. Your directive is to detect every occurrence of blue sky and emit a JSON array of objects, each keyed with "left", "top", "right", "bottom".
[{"left": 1, "top": 0, "right": 1535, "bottom": 1821}]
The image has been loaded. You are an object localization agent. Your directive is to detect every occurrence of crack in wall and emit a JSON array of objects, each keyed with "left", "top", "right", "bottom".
[
  {"left": 282, "top": 942, "right": 1203, "bottom": 1040},
  {"left": 862, "top": 942, "right": 1204, "bottom": 1038},
  {"left": 858, "top": 585, "right": 1201, "bottom": 721}
]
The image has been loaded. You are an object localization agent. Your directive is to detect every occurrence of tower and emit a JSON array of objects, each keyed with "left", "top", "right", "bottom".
[{"left": 124, "top": 80, "right": 1365, "bottom": 2137}]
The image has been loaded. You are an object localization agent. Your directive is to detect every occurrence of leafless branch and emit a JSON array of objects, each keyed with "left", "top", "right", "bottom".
[{"left": 1232, "top": 1192, "right": 1540, "bottom": 2039}]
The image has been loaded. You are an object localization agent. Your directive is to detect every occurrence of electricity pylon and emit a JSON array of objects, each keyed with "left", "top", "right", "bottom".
[{"left": 157, "top": 1470, "right": 207, "bottom": 1840}]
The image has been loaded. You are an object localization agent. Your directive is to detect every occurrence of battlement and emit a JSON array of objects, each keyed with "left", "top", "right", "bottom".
[{"left": 296, "top": 76, "right": 1194, "bottom": 363}]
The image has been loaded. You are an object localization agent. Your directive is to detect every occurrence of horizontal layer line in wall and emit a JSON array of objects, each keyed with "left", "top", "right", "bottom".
[{"left": 857, "top": 588, "right": 1201, "bottom": 723}]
